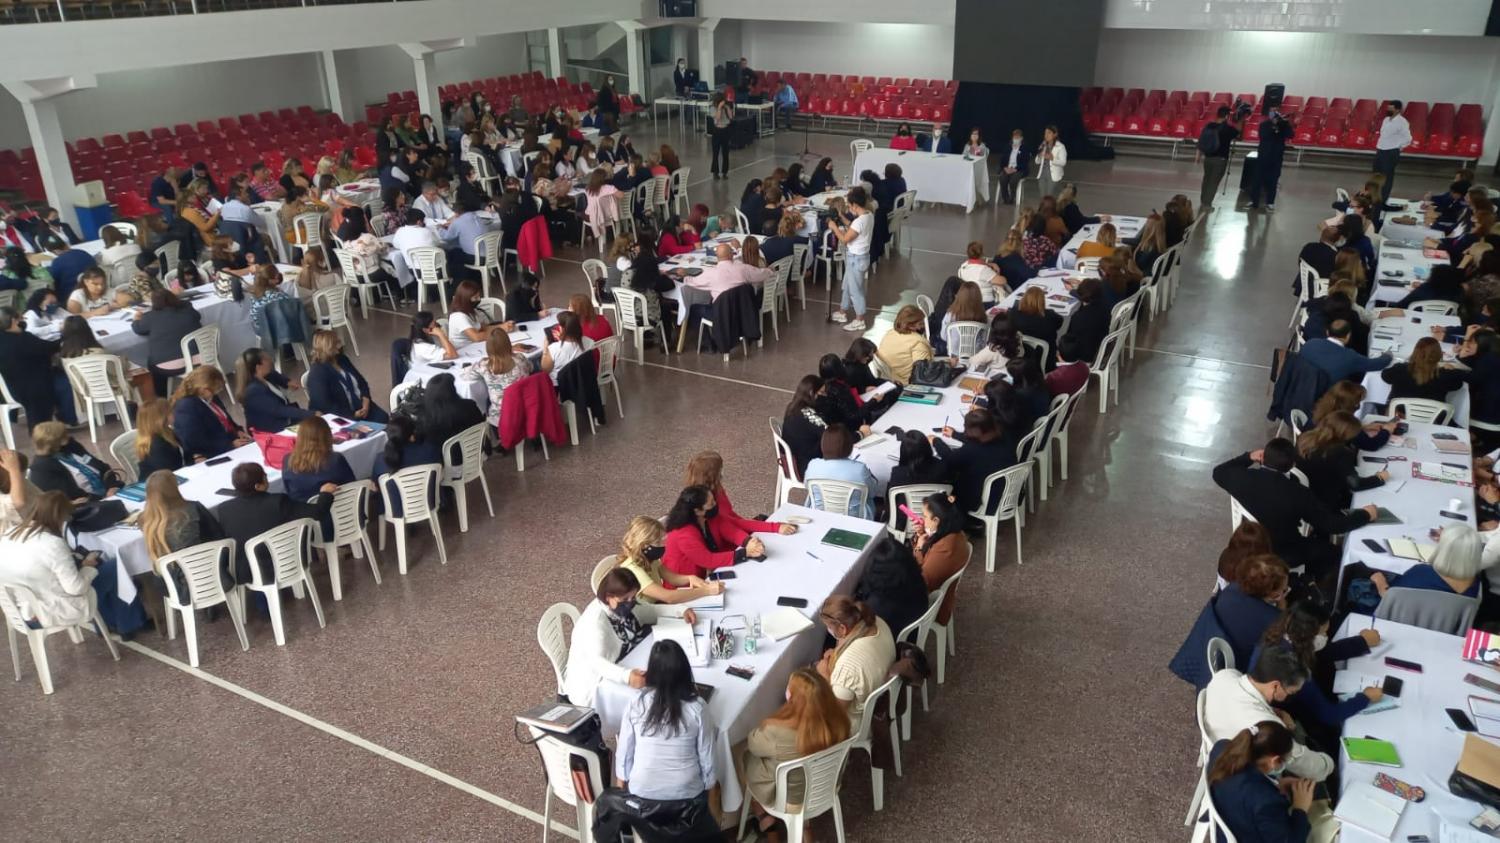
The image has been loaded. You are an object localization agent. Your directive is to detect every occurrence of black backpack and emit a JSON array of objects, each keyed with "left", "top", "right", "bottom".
[{"left": 1196, "top": 123, "right": 1220, "bottom": 156}]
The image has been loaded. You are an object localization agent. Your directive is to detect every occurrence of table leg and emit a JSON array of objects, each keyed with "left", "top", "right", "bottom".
[{"left": 676, "top": 317, "right": 689, "bottom": 353}]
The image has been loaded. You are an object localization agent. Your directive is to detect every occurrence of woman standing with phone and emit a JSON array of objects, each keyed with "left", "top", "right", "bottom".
[{"left": 709, "top": 93, "right": 733, "bottom": 180}]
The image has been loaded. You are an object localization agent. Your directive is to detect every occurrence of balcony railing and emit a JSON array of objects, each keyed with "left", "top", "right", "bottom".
[{"left": 0, "top": 0, "right": 422, "bottom": 25}]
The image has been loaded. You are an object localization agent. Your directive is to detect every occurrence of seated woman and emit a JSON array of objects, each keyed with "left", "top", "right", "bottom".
[
  {"left": 1075, "top": 222, "right": 1117, "bottom": 262},
  {"left": 853, "top": 535, "right": 930, "bottom": 637},
  {"left": 1461, "top": 330, "right": 1500, "bottom": 445},
  {"left": 1008, "top": 356, "right": 1053, "bottom": 422},
  {"left": 0, "top": 449, "right": 26, "bottom": 535},
  {"left": 889, "top": 123, "right": 918, "bottom": 151},
  {"left": 462, "top": 327, "right": 531, "bottom": 430},
  {"left": 1250, "top": 601, "right": 1383, "bottom": 739},
  {"left": 609, "top": 639, "right": 720, "bottom": 840},
  {"left": 1056, "top": 184, "right": 1105, "bottom": 235},
  {"left": 1295, "top": 411, "right": 1387, "bottom": 510},
  {"left": 134, "top": 398, "right": 188, "bottom": 477},
  {"left": 504, "top": 272, "right": 543, "bottom": 324},
  {"left": 66, "top": 268, "right": 116, "bottom": 317},
  {"left": 1061, "top": 278, "right": 1110, "bottom": 364},
  {"left": 408, "top": 310, "right": 460, "bottom": 365},
  {"left": 930, "top": 410, "right": 1017, "bottom": 516},
  {"left": 1310, "top": 380, "right": 1396, "bottom": 451},
  {"left": 805, "top": 424, "right": 879, "bottom": 520},
  {"left": 993, "top": 230, "right": 1036, "bottom": 287},
  {"left": 0, "top": 492, "right": 115, "bottom": 632},
  {"left": 740, "top": 667, "right": 851, "bottom": 837},
  {"left": 306, "top": 330, "right": 387, "bottom": 422},
  {"left": 1207, "top": 722, "right": 1332, "bottom": 843},
  {"left": 295, "top": 247, "right": 342, "bottom": 319},
  {"left": 1382, "top": 336, "right": 1465, "bottom": 403},
  {"left": 97, "top": 225, "right": 141, "bottom": 270},
  {"left": 1098, "top": 255, "right": 1140, "bottom": 307},
  {"left": 815, "top": 595, "right": 896, "bottom": 720},
  {"left": 1008, "top": 287, "right": 1062, "bottom": 365},
  {"left": 172, "top": 366, "right": 249, "bottom": 461},
  {"left": 876, "top": 305, "right": 936, "bottom": 386},
  {"left": 540, "top": 311, "right": 595, "bottom": 385},
  {"left": 1372, "top": 522, "right": 1483, "bottom": 600},
  {"left": 908, "top": 492, "right": 969, "bottom": 626},
  {"left": 683, "top": 450, "right": 794, "bottom": 539},
  {"left": 280, "top": 415, "right": 356, "bottom": 503},
  {"left": 781, "top": 375, "right": 830, "bottom": 478},
  {"left": 417, "top": 372, "right": 485, "bottom": 460},
  {"left": 235, "top": 347, "right": 312, "bottom": 434},
  {"left": 615, "top": 516, "right": 725, "bottom": 605},
  {"left": 567, "top": 293, "right": 614, "bottom": 345},
  {"left": 891, "top": 431, "right": 949, "bottom": 491},
  {"left": 140, "top": 469, "right": 226, "bottom": 593},
  {"left": 662, "top": 485, "right": 767, "bottom": 578},
  {"left": 1020, "top": 213, "right": 1058, "bottom": 270},
  {"left": 656, "top": 216, "right": 701, "bottom": 258},
  {"left": 968, "top": 314, "right": 1022, "bottom": 376},
  {"left": 563, "top": 568, "right": 696, "bottom": 706},
  {"left": 1214, "top": 554, "right": 1291, "bottom": 669},
  {"left": 447, "top": 280, "right": 492, "bottom": 350},
  {"left": 27, "top": 421, "right": 123, "bottom": 502}
]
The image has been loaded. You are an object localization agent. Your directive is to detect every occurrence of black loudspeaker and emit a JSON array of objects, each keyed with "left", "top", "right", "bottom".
[
  {"left": 1263, "top": 83, "right": 1285, "bottom": 112},
  {"left": 659, "top": 0, "right": 697, "bottom": 17}
]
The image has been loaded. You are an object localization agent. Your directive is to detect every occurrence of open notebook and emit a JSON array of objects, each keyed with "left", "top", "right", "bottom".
[{"left": 1334, "top": 782, "right": 1406, "bottom": 838}]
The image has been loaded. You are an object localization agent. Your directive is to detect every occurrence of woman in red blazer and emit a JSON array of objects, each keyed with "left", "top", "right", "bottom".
[
  {"left": 682, "top": 450, "right": 795, "bottom": 538},
  {"left": 663, "top": 485, "right": 767, "bottom": 578}
]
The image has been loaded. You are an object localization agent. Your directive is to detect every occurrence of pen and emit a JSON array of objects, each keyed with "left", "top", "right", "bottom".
[{"left": 805, "top": 551, "right": 822, "bottom": 562}]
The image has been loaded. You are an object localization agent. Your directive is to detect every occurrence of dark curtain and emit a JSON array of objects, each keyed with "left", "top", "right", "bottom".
[{"left": 951, "top": 82, "right": 1114, "bottom": 162}]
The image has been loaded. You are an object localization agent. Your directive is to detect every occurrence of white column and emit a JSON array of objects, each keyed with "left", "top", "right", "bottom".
[
  {"left": 1482, "top": 82, "right": 1500, "bottom": 174},
  {"left": 3, "top": 76, "right": 95, "bottom": 230},
  {"left": 619, "top": 21, "right": 644, "bottom": 100},
  {"left": 697, "top": 18, "right": 719, "bottom": 89},
  {"left": 319, "top": 50, "right": 347, "bottom": 122},
  {"left": 547, "top": 28, "right": 563, "bottom": 79},
  {"left": 399, "top": 39, "right": 467, "bottom": 135}
]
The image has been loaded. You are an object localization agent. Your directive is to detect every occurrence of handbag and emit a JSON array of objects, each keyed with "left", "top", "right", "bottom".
[
  {"left": 910, "top": 359, "right": 961, "bottom": 387},
  {"left": 253, "top": 430, "right": 298, "bottom": 470},
  {"left": 68, "top": 500, "right": 129, "bottom": 533}
]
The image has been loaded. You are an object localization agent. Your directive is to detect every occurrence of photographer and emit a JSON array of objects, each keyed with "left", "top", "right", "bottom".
[
  {"left": 1197, "top": 104, "right": 1244, "bottom": 212},
  {"left": 1248, "top": 111, "right": 1295, "bottom": 212}
]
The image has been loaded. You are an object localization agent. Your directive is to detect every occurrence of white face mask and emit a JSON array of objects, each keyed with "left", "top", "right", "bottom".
[
  {"left": 1012, "top": 138, "right": 1022, "bottom": 147},
  {"left": 1313, "top": 633, "right": 1329, "bottom": 651}
]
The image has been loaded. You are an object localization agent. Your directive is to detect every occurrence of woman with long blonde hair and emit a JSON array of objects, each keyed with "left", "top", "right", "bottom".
[
  {"left": 139, "top": 470, "right": 223, "bottom": 575},
  {"left": 1075, "top": 222, "right": 1117, "bottom": 260},
  {"left": 612, "top": 515, "right": 724, "bottom": 605},
  {"left": 279, "top": 415, "right": 356, "bottom": 503},
  {"left": 305, "top": 329, "right": 385, "bottom": 422},
  {"left": 171, "top": 365, "right": 249, "bottom": 460},
  {"left": 1296, "top": 410, "right": 1389, "bottom": 509},
  {"left": 740, "top": 667, "right": 852, "bottom": 833},
  {"left": 1381, "top": 335, "right": 1465, "bottom": 403},
  {"left": 134, "top": 398, "right": 187, "bottom": 477},
  {"left": 465, "top": 326, "right": 531, "bottom": 428}
]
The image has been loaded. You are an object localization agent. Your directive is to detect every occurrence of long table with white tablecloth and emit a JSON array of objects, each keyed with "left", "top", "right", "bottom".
[
  {"left": 401, "top": 312, "right": 561, "bottom": 410},
  {"left": 851, "top": 148, "right": 989, "bottom": 212},
  {"left": 591, "top": 504, "right": 881, "bottom": 813},
  {"left": 1360, "top": 311, "right": 1471, "bottom": 425},
  {"left": 1057, "top": 215, "right": 1146, "bottom": 271}
]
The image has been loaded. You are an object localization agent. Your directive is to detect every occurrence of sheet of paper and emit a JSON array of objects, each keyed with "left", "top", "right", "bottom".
[
  {"left": 761, "top": 607, "right": 813, "bottom": 641},
  {"left": 862, "top": 382, "right": 897, "bottom": 401},
  {"left": 1333, "top": 673, "right": 1383, "bottom": 696}
]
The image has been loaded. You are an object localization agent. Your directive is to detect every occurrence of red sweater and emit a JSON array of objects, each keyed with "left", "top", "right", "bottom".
[
  {"left": 663, "top": 520, "right": 750, "bottom": 578},
  {"left": 712, "top": 487, "right": 781, "bottom": 536},
  {"left": 890, "top": 135, "right": 918, "bottom": 151},
  {"left": 658, "top": 229, "right": 701, "bottom": 257}
]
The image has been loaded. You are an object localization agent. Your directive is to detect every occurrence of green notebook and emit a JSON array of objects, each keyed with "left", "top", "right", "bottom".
[
  {"left": 1343, "top": 737, "right": 1402, "bottom": 767},
  {"left": 821, "top": 528, "right": 874, "bottom": 551},
  {"left": 897, "top": 391, "right": 941, "bottom": 405}
]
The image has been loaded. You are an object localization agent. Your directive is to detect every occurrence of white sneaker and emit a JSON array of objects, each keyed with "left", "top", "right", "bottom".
[
  {"left": 842, "top": 318, "right": 867, "bottom": 332},
  {"left": 830, "top": 311, "right": 848, "bottom": 323}
]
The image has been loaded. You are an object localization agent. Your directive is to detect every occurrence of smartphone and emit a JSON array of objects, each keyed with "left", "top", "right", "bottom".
[
  {"left": 1361, "top": 456, "right": 1389, "bottom": 464},
  {"left": 1385, "top": 656, "right": 1424, "bottom": 673},
  {"left": 205, "top": 455, "right": 231, "bottom": 466},
  {"left": 709, "top": 570, "right": 736, "bottom": 581},
  {"left": 726, "top": 664, "right": 756, "bottom": 680},
  {"left": 1439, "top": 510, "right": 1468, "bottom": 520},
  {"left": 884, "top": 426, "right": 903, "bottom": 436},
  {"left": 1382, "top": 676, "right": 1404, "bottom": 697},
  {"left": 1362, "top": 538, "right": 1386, "bottom": 553},
  {"left": 1447, "top": 707, "right": 1478, "bottom": 732},
  {"left": 898, "top": 503, "right": 921, "bottom": 523},
  {"left": 776, "top": 596, "right": 808, "bottom": 608}
]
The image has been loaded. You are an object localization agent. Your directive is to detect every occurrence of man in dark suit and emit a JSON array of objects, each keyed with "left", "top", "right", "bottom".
[
  {"left": 999, "top": 129, "right": 1033, "bottom": 205},
  {"left": 1299, "top": 319, "right": 1391, "bottom": 384},
  {"left": 1293, "top": 227, "right": 1340, "bottom": 294},
  {"left": 215, "top": 462, "right": 336, "bottom": 588},
  {"left": 1212, "top": 438, "right": 1376, "bottom": 579},
  {"left": 916, "top": 123, "right": 953, "bottom": 154},
  {"left": 1247, "top": 111, "right": 1294, "bottom": 212}
]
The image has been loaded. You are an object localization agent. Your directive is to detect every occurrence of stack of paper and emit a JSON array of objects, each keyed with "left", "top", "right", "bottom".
[
  {"left": 654, "top": 617, "right": 708, "bottom": 667},
  {"left": 1334, "top": 782, "right": 1406, "bottom": 838},
  {"left": 761, "top": 607, "right": 814, "bottom": 641},
  {"left": 682, "top": 591, "right": 725, "bottom": 611}
]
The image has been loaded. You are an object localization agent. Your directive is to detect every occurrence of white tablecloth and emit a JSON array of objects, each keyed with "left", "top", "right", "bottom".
[
  {"left": 1338, "top": 421, "right": 1476, "bottom": 581},
  {"left": 1380, "top": 198, "right": 1445, "bottom": 246},
  {"left": 658, "top": 234, "right": 748, "bottom": 327},
  {"left": 1058, "top": 215, "right": 1147, "bottom": 270},
  {"left": 1370, "top": 243, "right": 1452, "bottom": 308},
  {"left": 75, "top": 428, "right": 387, "bottom": 602},
  {"left": 89, "top": 287, "right": 265, "bottom": 369},
  {"left": 591, "top": 504, "right": 883, "bottom": 813},
  {"left": 1360, "top": 311, "right": 1471, "bottom": 425},
  {"left": 851, "top": 149, "right": 989, "bottom": 213},
  {"left": 1332, "top": 616, "right": 1499, "bottom": 843},
  {"left": 401, "top": 313, "right": 560, "bottom": 411},
  {"left": 995, "top": 270, "right": 1083, "bottom": 327},
  {"left": 499, "top": 128, "right": 602, "bottom": 178},
  {"left": 852, "top": 385, "right": 973, "bottom": 494}
]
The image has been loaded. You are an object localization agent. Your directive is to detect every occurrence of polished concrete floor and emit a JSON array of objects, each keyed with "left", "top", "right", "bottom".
[{"left": 0, "top": 123, "right": 1467, "bottom": 841}]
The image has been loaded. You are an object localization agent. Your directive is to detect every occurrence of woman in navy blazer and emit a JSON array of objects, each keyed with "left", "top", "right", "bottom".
[
  {"left": 1208, "top": 721, "right": 1321, "bottom": 843},
  {"left": 306, "top": 330, "right": 389, "bottom": 423},
  {"left": 280, "top": 416, "right": 357, "bottom": 537},
  {"left": 1213, "top": 555, "right": 1289, "bottom": 669},
  {"left": 234, "top": 348, "right": 312, "bottom": 434},
  {"left": 172, "top": 366, "right": 249, "bottom": 460}
]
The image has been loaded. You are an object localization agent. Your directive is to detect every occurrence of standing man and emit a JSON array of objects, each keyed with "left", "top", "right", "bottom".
[
  {"left": 1248, "top": 111, "right": 1294, "bottom": 213},
  {"left": 774, "top": 79, "right": 799, "bottom": 130},
  {"left": 999, "top": 129, "right": 1032, "bottom": 205},
  {"left": 735, "top": 57, "right": 755, "bottom": 99},
  {"left": 1197, "top": 106, "right": 1242, "bottom": 212},
  {"left": 1034, "top": 125, "right": 1067, "bottom": 198},
  {"left": 1373, "top": 99, "right": 1411, "bottom": 205},
  {"left": 828, "top": 186, "right": 875, "bottom": 333}
]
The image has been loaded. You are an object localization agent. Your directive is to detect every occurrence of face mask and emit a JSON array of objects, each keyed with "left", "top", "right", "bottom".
[
  {"left": 44, "top": 303, "right": 58, "bottom": 315},
  {"left": 703, "top": 504, "right": 719, "bottom": 519},
  {"left": 612, "top": 597, "right": 637, "bottom": 617},
  {"left": 1266, "top": 761, "right": 1287, "bottom": 782},
  {"left": 1013, "top": 138, "right": 1022, "bottom": 147},
  {"left": 643, "top": 544, "right": 665, "bottom": 562},
  {"left": 1313, "top": 633, "right": 1329, "bottom": 651}
]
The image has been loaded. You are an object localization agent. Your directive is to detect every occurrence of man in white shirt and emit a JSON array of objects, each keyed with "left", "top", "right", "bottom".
[
  {"left": 390, "top": 208, "right": 441, "bottom": 264},
  {"left": 828, "top": 187, "right": 875, "bottom": 332},
  {"left": 413, "top": 181, "right": 454, "bottom": 226},
  {"left": 1202, "top": 648, "right": 1334, "bottom": 782},
  {"left": 1374, "top": 99, "right": 1412, "bottom": 205}
]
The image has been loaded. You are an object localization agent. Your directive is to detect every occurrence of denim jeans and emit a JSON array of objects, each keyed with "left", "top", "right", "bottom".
[
  {"left": 842, "top": 251, "right": 870, "bottom": 316},
  {"left": 778, "top": 104, "right": 797, "bottom": 129}
]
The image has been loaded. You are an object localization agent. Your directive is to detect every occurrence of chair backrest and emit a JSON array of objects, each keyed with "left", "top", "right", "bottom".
[
  {"left": 806, "top": 478, "right": 867, "bottom": 517},
  {"left": 181, "top": 324, "right": 222, "bottom": 374},
  {"left": 379, "top": 464, "right": 439, "bottom": 521},
  {"left": 322, "top": 481, "right": 372, "bottom": 546},
  {"left": 389, "top": 381, "right": 419, "bottom": 412},
  {"left": 1206, "top": 636, "right": 1235, "bottom": 674},
  {"left": 536, "top": 602, "right": 581, "bottom": 696},
  {"left": 973, "top": 463, "right": 1031, "bottom": 517},
  {"left": 1229, "top": 496, "right": 1257, "bottom": 530},
  {"left": 850, "top": 138, "right": 874, "bottom": 161},
  {"left": 1018, "top": 334, "right": 1050, "bottom": 366},
  {"left": 110, "top": 431, "right": 140, "bottom": 484},
  {"left": 531, "top": 727, "right": 605, "bottom": 809},
  {"left": 293, "top": 212, "right": 325, "bottom": 247},
  {"left": 475, "top": 297, "right": 506, "bottom": 324},
  {"left": 474, "top": 230, "right": 503, "bottom": 265},
  {"left": 854, "top": 672, "right": 903, "bottom": 741},
  {"left": 870, "top": 354, "right": 894, "bottom": 382},
  {"left": 892, "top": 190, "right": 916, "bottom": 215},
  {"left": 1075, "top": 257, "right": 1101, "bottom": 275},
  {"left": 581, "top": 258, "right": 608, "bottom": 295},
  {"left": 312, "top": 285, "right": 352, "bottom": 327},
  {"left": 62, "top": 354, "right": 126, "bottom": 401},
  {"left": 769, "top": 738, "right": 856, "bottom": 815},
  {"left": 613, "top": 287, "right": 650, "bottom": 328},
  {"left": 943, "top": 320, "right": 988, "bottom": 361},
  {"left": 897, "top": 583, "right": 945, "bottom": 646},
  {"left": 158, "top": 539, "right": 237, "bottom": 609},
  {"left": 762, "top": 257, "right": 792, "bottom": 313},
  {"left": 408, "top": 246, "right": 448, "bottom": 280},
  {"left": 1335, "top": 186, "right": 1351, "bottom": 205},
  {"left": 1389, "top": 397, "right": 1453, "bottom": 425},
  {"left": 885, "top": 483, "right": 953, "bottom": 538},
  {"left": 734, "top": 208, "right": 751, "bottom": 235},
  {"left": 1375, "top": 586, "right": 1480, "bottom": 634},
  {"left": 1289, "top": 407, "right": 1309, "bottom": 438},
  {"left": 589, "top": 554, "right": 619, "bottom": 593},
  {"left": 1411, "top": 300, "right": 1459, "bottom": 316},
  {"left": 102, "top": 221, "right": 138, "bottom": 240},
  {"left": 244, "top": 518, "right": 316, "bottom": 587},
  {"left": 594, "top": 336, "right": 621, "bottom": 383},
  {"left": 914, "top": 293, "right": 934, "bottom": 318},
  {"left": 650, "top": 174, "right": 670, "bottom": 207},
  {"left": 0, "top": 582, "right": 43, "bottom": 633},
  {"left": 1092, "top": 325, "right": 1129, "bottom": 370},
  {"left": 669, "top": 167, "right": 689, "bottom": 198},
  {"left": 441, "top": 421, "right": 489, "bottom": 483},
  {"left": 769, "top": 416, "right": 803, "bottom": 484}
]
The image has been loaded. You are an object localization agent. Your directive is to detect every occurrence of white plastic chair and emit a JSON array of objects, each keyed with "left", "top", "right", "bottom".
[
  {"left": 311, "top": 285, "right": 360, "bottom": 357},
  {"left": 970, "top": 463, "right": 1032, "bottom": 572},
  {"left": 333, "top": 247, "right": 389, "bottom": 318},
  {"left": 608, "top": 191, "right": 635, "bottom": 241},
  {"left": 291, "top": 211, "right": 326, "bottom": 257},
  {"left": 791, "top": 242, "right": 811, "bottom": 309},
  {"left": 407, "top": 246, "right": 450, "bottom": 313},
  {"left": 378, "top": 464, "right": 447, "bottom": 574},
  {"left": 0, "top": 372, "right": 22, "bottom": 449},
  {"left": 532, "top": 725, "right": 604, "bottom": 843},
  {"left": 109, "top": 430, "right": 140, "bottom": 484},
  {"left": 1206, "top": 636, "right": 1236, "bottom": 674},
  {"left": 242, "top": 518, "right": 326, "bottom": 646},
  {"left": 870, "top": 353, "right": 894, "bottom": 382},
  {"left": 475, "top": 297, "right": 507, "bottom": 326},
  {"left": 734, "top": 207, "right": 751, "bottom": 235},
  {"left": 759, "top": 257, "right": 793, "bottom": 344},
  {"left": 536, "top": 602, "right": 580, "bottom": 697},
  {"left": 884, "top": 483, "right": 952, "bottom": 541},
  {"left": 649, "top": 174, "right": 671, "bottom": 220},
  {"left": 897, "top": 574, "right": 950, "bottom": 735},
  {"left": 441, "top": 421, "right": 494, "bottom": 533},
  {"left": 158, "top": 324, "right": 229, "bottom": 403},
  {"left": 848, "top": 672, "right": 903, "bottom": 811},
  {"left": 1390, "top": 397, "right": 1454, "bottom": 425},
  {"left": 770, "top": 416, "right": 806, "bottom": 510},
  {"left": 593, "top": 336, "right": 625, "bottom": 423},
  {"left": 0, "top": 581, "right": 120, "bottom": 695},
  {"left": 313, "top": 481, "right": 381, "bottom": 601},
  {"left": 850, "top": 138, "right": 874, "bottom": 180},
  {"left": 1088, "top": 326, "right": 1130, "bottom": 414},
  {"left": 927, "top": 558, "right": 969, "bottom": 687},
  {"left": 613, "top": 287, "right": 669, "bottom": 363},
  {"left": 62, "top": 354, "right": 132, "bottom": 444},
  {"left": 159, "top": 539, "right": 250, "bottom": 667},
  {"left": 581, "top": 258, "right": 619, "bottom": 330},
  {"left": 669, "top": 166, "right": 692, "bottom": 216},
  {"left": 466, "top": 230, "right": 506, "bottom": 299},
  {"left": 805, "top": 478, "right": 868, "bottom": 518},
  {"left": 736, "top": 738, "right": 854, "bottom": 843},
  {"left": 1048, "top": 387, "right": 1089, "bottom": 482},
  {"left": 943, "top": 320, "right": 988, "bottom": 363}
]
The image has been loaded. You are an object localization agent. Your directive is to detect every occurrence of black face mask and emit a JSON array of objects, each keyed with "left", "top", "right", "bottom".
[
  {"left": 703, "top": 505, "right": 719, "bottom": 519},
  {"left": 643, "top": 544, "right": 666, "bottom": 562}
]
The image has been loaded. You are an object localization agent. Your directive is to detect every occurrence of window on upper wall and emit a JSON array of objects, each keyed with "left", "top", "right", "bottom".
[{"left": 648, "top": 27, "right": 672, "bottom": 66}]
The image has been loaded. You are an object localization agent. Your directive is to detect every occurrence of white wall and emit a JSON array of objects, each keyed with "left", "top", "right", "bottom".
[
  {"left": 1103, "top": 0, "right": 1493, "bottom": 36},
  {"left": 1092, "top": 30, "right": 1500, "bottom": 109},
  {"left": 741, "top": 21, "right": 953, "bottom": 80},
  {"left": 335, "top": 33, "right": 533, "bottom": 115},
  {"left": 702, "top": 0, "right": 953, "bottom": 25},
  {"left": 713, "top": 18, "right": 743, "bottom": 73}
]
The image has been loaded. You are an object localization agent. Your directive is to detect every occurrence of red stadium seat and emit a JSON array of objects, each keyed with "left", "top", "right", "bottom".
[
  {"left": 1305, "top": 96, "right": 1327, "bottom": 111},
  {"left": 1241, "top": 121, "right": 1261, "bottom": 143},
  {"left": 930, "top": 104, "right": 950, "bottom": 123},
  {"left": 1317, "top": 118, "right": 1345, "bottom": 146},
  {"left": 910, "top": 104, "right": 929, "bottom": 121},
  {"left": 1099, "top": 108, "right": 1126, "bottom": 132},
  {"left": 1189, "top": 91, "right": 1209, "bottom": 104},
  {"left": 1293, "top": 119, "right": 1319, "bottom": 145}
]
